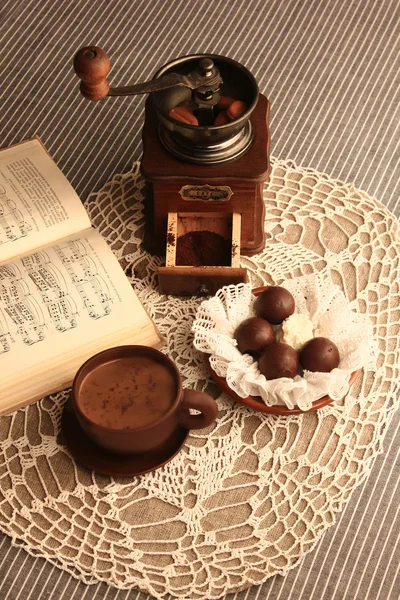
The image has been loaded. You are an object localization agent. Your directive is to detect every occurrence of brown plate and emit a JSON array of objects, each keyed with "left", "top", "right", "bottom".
[
  {"left": 61, "top": 398, "right": 189, "bottom": 477},
  {"left": 206, "top": 285, "right": 360, "bottom": 415},
  {"left": 209, "top": 365, "right": 360, "bottom": 415}
]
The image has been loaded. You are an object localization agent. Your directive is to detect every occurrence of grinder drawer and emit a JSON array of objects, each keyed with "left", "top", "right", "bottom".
[{"left": 158, "top": 212, "right": 248, "bottom": 296}]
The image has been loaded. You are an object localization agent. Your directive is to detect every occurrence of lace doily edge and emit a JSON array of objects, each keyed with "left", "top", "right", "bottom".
[{"left": 1, "top": 385, "right": 399, "bottom": 600}]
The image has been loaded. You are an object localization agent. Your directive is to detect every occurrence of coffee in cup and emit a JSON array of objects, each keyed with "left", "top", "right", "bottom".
[
  {"left": 72, "top": 345, "right": 218, "bottom": 454},
  {"left": 78, "top": 354, "right": 177, "bottom": 430}
]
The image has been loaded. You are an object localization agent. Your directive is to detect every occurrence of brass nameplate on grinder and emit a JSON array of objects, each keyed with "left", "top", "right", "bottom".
[{"left": 179, "top": 184, "right": 233, "bottom": 202}]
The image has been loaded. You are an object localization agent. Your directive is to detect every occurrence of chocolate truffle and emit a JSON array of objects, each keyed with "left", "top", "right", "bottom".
[
  {"left": 258, "top": 342, "right": 299, "bottom": 380},
  {"left": 234, "top": 317, "right": 274, "bottom": 354},
  {"left": 299, "top": 337, "right": 340, "bottom": 372},
  {"left": 254, "top": 286, "right": 295, "bottom": 324}
]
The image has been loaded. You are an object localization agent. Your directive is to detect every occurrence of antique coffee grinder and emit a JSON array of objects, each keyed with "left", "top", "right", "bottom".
[{"left": 74, "top": 47, "right": 271, "bottom": 295}]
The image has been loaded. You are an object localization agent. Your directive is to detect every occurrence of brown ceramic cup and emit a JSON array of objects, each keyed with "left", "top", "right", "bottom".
[{"left": 71, "top": 345, "right": 218, "bottom": 455}]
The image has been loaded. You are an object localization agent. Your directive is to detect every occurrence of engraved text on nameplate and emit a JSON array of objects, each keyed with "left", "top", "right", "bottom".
[{"left": 179, "top": 185, "right": 233, "bottom": 202}]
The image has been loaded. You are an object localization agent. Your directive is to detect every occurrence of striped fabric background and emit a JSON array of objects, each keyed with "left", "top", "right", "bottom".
[{"left": 1, "top": 0, "right": 399, "bottom": 599}]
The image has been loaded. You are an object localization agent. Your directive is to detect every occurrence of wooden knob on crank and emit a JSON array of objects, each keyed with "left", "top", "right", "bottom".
[{"left": 73, "top": 46, "right": 110, "bottom": 101}]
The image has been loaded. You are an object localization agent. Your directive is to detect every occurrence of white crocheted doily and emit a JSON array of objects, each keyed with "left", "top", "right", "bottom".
[{"left": 0, "top": 158, "right": 399, "bottom": 600}]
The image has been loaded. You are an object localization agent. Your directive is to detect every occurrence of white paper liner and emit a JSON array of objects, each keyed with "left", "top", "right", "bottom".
[{"left": 192, "top": 274, "right": 378, "bottom": 411}]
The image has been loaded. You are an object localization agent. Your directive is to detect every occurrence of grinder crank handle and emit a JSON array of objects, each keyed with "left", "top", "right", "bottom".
[{"left": 73, "top": 46, "right": 220, "bottom": 102}]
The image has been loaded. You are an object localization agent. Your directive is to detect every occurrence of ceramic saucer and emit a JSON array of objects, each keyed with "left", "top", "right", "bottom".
[{"left": 61, "top": 398, "right": 189, "bottom": 477}]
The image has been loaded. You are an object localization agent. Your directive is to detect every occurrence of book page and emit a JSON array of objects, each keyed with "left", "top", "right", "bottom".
[
  {"left": 0, "top": 228, "right": 162, "bottom": 385},
  {"left": 0, "top": 138, "right": 91, "bottom": 263}
]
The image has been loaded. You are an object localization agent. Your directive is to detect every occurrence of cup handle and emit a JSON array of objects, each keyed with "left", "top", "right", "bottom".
[{"left": 178, "top": 389, "right": 218, "bottom": 430}]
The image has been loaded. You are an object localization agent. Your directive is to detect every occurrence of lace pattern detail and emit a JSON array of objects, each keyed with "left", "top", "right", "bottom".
[{"left": 0, "top": 159, "right": 399, "bottom": 599}]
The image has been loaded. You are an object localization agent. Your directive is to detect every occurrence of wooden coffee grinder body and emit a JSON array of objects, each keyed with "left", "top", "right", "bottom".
[{"left": 141, "top": 95, "right": 271, "bottom": 295}]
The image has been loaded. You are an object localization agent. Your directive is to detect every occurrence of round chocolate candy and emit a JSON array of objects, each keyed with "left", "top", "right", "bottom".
[
  {"left": 299, "top": 337, "right": 340, "bottom": 372},
  {"left": 254, "top": 286, "right": 295, "bottom": 324},
  {"left": 234, "top": 317, "right": 274, "bottom": 355},
  {"left": 258, "top": 342, "right": 299, "bottom": 380}
]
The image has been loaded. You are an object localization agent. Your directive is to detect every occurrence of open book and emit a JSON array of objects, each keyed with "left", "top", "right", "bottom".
[{"left": 0, "top": 138, "right": 163, "bottom": 416}]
